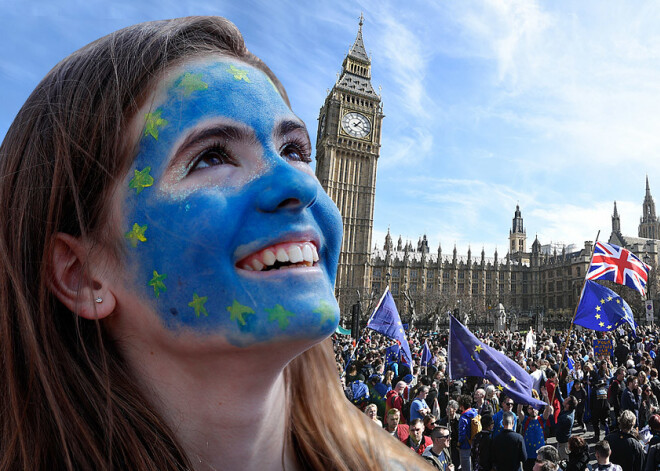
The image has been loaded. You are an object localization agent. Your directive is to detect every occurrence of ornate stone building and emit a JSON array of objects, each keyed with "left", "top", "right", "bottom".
[
  {"left": 367, "top": 209, "right": 593, "bottom": 328},
  {"left": 609, "top": 176, "right": 660, "bottom": 289},
  {"left": 316, "top": 18, "right": 655, "bottom": 327}
]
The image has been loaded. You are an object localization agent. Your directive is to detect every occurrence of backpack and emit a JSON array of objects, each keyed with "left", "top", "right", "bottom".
[
  {"left": 401, "top": 399, "right": 412, "bottom": 422},
  {"left": 468, "top": 413, "right": 482, "bottom": 446},
  {"left": 351, "top": 380, "right": 369, "bottom": 408}
]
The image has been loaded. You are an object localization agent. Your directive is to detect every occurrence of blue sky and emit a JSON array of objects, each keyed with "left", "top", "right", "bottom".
[{"left": 2, "top": 0, "right": 659, "bottom": 258}]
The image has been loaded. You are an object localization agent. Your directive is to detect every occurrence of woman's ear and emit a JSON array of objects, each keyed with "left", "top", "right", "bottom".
[{"left": 48, "top": 233, "right": 116, "bottom": 319}]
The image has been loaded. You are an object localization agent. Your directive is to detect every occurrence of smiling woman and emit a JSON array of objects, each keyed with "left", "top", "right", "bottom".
[{"left": 0, "top": 16, "right": 430, "bottom": 471}]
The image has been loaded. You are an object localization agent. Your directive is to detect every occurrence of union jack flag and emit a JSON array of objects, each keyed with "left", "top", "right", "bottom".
[{"left": 586, "top": 242, "right": 651, "bottom": 296}]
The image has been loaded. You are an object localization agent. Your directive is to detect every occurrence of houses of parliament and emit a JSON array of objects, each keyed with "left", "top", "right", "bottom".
[{"left": 315, "top": 17, "right": 659, "bottom": 326}]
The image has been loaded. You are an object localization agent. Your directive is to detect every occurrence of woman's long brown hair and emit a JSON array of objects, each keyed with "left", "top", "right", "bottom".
[{"left": 0, "top": 17, "right": 430, "bottom": 470}]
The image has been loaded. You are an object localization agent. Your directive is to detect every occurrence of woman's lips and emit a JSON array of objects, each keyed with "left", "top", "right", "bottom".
[{"left": 236, "top": 241, "right": 319, "bottom": 272}]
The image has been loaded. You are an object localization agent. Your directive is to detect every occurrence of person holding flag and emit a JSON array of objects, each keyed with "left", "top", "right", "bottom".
[
  {"left": 448, "top": 315, "right": 545, "bottom": 409},
  {"left": 420, "top": 340, "right": 433, "bottom": 377},
  {"left": 366, "top": 287, "right": 413, "bottom": 367},
  {"left": 574, "top": 240, "right": 650, "bottom": 335}
]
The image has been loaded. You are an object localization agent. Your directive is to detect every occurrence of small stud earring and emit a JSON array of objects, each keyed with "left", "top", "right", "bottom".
[{"left": 95, "top": 297, "right": 103, "bottom": 303}]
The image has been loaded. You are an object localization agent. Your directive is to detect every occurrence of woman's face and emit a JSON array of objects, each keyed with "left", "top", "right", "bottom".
[{"left": 119, "top": 56, "right": 342, "bottom": 347}]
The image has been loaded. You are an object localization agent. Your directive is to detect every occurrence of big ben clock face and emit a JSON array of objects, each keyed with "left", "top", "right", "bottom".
[{"left": 341, "top": 112, "right": 371, "bottom": 138}]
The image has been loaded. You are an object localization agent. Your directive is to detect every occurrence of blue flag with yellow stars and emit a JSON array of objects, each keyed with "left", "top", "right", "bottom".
[
  {"left": 366, "top": 287, "right": 413, "bottom": 365},
  {"left": 574, "top": 280, "right": 637, "bottom": 333},
  {"left": 449, "top": 315, "right": 546, "bottom": 408},
  {"left": 420, "top": 340, "right": 432, "bottom": 367}
]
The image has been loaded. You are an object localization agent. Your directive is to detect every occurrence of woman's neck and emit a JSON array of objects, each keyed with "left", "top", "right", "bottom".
[{"left": 120, "top": 338, "right": 307, "bottom": 471}]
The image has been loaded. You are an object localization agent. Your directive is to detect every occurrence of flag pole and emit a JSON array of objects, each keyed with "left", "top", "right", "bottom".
[{"left": 550, "top": 230, "right": 600, "bottom": 405}]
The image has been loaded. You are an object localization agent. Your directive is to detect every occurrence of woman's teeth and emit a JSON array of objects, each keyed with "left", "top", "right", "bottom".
[{"left": 239, "top": 241, "right": 319, "bottom": 272}]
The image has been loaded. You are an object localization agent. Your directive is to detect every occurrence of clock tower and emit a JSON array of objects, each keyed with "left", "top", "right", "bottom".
[{"left": 315, "top": 14, "right": 384, "bottom": 314}]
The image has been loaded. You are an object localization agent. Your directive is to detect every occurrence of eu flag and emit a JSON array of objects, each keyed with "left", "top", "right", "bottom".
[
  {"left": 366, "top": 287, "right": 413, "bottom": 365},
  {"left": 420, "top": 341, "right": 432, "bottom": 367},
  {"left": 449, "top": 315, "right": 545, "bottom": 408},
  {"left": 574, "top": 280, "right": 637, "bottom": 333},
  {"left": 385, "top": 344, "right": 400, "bottom": 363}
]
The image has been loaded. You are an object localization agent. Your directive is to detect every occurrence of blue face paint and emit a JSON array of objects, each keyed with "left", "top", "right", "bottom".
[{"left": 124, "top": 58, "right": 342, "bottom": 347}]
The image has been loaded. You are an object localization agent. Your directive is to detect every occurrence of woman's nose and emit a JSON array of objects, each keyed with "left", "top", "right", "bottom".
[{"left": 255, "top": 161, "right": 318, "bottom": 212}]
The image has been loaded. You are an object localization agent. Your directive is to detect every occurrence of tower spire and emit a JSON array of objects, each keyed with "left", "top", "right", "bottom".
[
  {"left": 612, "top": 200, "right": 621, "bottom": 234},
  {"left": 347, "top": 13, "right": 369, "bottom": 64}
]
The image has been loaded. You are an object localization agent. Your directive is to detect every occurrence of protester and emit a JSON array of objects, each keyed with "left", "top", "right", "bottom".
[
  {"left": 384, "top": 408, "right": 410, "bottom": 443},
  {"left": 640, "top": 384, "right": 659, "bottom": 428},
  {"left": 554, "top": 396, "right": 578, "bottom": 460},
  {"left": 408, "top": 418, "right": 434, "bottom": 456},
  {"left": 422, "top": 426, "right": 455, "bottom": 470},
  {"left": 438, "top": 400, "right": 460, "bottom": 468},
  {"left": 411, "top": 386, "right": 432, "bottom": 421},
  {"left": 534, "top": 445, "right": 561, "bottom": 471},
  {"left": 610, "top": 368, "right": 627, "bottom": 426},
  {"left": 592, "top": 378, "right": 611, "bottom": 441},
  {"left": 570, "top": 381, "right": 587, "bottom": 430},
  {"left": 595, "top": 440, "right": 623, "bottom": 471},
  {"left": 491, "top": 411, "right": 527, "bottom": 471},
  {"left": 493, "top": 396, "right": 517, "bottom": 438},
  {"left": 364, "top": 403, "right": 383, "bottom": 427},
  {"left": 606, "top": 410, "right": 645, "bottom": 471},
  {"left": 621, "top": 376, "right": 642, "bottom": 424},
  {"left": 564, "top": 436, "right": 589, "bottom": 471},
  {"left": 424, "top": 414, "right": 438, "bottom": 437},
  {"left": 471, "top": 414, "right": 494, "bottom": 471},
  {"left": 0, "top": 15, "right": 430, "bottom": 470},
  {"left": 519, "top": 402, "right": 554, "bottom": 471},
  {"left": 457, "top": 394, "right": 479, "bottom": 471}
]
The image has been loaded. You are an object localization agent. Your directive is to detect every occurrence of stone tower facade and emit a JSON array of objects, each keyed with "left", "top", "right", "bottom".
[
  {"left": 639, "top": 176, "right": 660, "bottom": 239},
  {"left": 509, "top": 205, "right": 528, "bottom": 264},
  {"left": 315, "top": 16, "right": 384, "bottom": 312}
]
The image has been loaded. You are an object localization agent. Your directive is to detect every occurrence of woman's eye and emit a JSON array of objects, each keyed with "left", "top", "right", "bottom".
[
  {"left": 190, "top": 146, "right": 236, "bottom": 172},
  {"left": 280, "top": 142, "right": 311, "bottom": 163}
]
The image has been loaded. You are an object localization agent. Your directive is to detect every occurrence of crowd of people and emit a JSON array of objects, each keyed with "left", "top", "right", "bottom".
[{"left": 334, "top": 323, "right": 660, "bottom": 471}]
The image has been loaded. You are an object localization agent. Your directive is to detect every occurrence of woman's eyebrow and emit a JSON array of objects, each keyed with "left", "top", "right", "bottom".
[
  {"left": 273, "top": 119, "right": 308, "bottom": 141},
  {"left": 176, "top": 124, "right": 258, "bottom": 156}
]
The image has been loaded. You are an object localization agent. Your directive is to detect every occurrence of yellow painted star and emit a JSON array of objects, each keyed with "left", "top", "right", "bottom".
[
  {"left": 475, "top": 344, "right": 483, "bottom": 353},
  {"left": 600, "top": 298, "right": 605, "bottom": 304},
  {"left": 607, "top": 325, "right": 612, "bottom": 329},
  {"left": 616, "top": 298, "right": 620, "bottom": 304},
  {"left": 595, "top": 314, "right": 601, "bottom": 319},
  {"left": 314, "top": 300, "right": 337, "bottom": 326},
  {"left": 510, "top": 376, "right": 517, "bottom": 383},
  {"left": 266, "top": 304, "right": 295, "bottom": 330},
  {"left": 148, "top": 270, "right": 166, "bottom": 298},
  {"left": 188, "top": 293, "right": 208, "bottom": 317},
  {"left": 177, "top": 72, "right": 208, "bottom": 96},
  {"left": 125, "top": 223, "right": 147, "bottom": 248},
  {"left": 128, "top": 166, "right": 154, "bottom": 194},
  {"left": 599, "top": 322, "right": 605, "bottom": 327},
  {"left": 497, "top": 385, "right": 504, "bottom": 391},
  {"left": 227, "top": 64, "right": 251, "bottom": 82},
  {"left": 595, "top": 305, "right": 601, "bottom": 312},
  {"left": 227, "top": 300, "right": 254, "bottom": 326},
  {"left": 607, "top": 295, "right": 613, "bottom": 301},
  {"left": 144, "top": 109, "right": 167, "bottom": 140}
]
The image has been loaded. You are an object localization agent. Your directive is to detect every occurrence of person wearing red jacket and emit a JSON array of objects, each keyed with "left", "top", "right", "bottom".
[
  {"left": 407, "top": 419, "right": 433, "bottom": 456},
  {"left": 386, "top": 381, "right": 407, "bottom": 422},
  {"left": 384, "top": 409, "right": 409, "bottom": 443}
]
